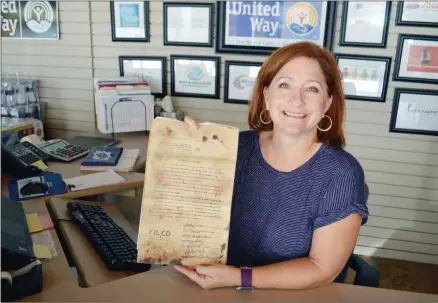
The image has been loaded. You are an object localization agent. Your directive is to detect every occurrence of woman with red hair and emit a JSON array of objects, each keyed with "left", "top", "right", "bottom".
[{"left": 177, "top": 42, "right": 368, "bottom": 290}]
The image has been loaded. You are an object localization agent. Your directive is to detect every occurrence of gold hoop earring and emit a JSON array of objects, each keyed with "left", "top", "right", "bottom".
[
  {"left": 260, "top": 109, "right": 272, "bottom": 125},
  {"left": 317, "top": 115, "right": 332, "bottom": 132}
]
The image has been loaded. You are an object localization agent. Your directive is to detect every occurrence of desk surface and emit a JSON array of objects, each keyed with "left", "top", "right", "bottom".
[
  {"left": 18, "top": 198, "right": 438, "bottom": 302},
  {"left": 1, "top": 131, "right": 148, "bottom": 200},
  {"left": 49, "top": 198, "right": 140, "bottom": 287}
]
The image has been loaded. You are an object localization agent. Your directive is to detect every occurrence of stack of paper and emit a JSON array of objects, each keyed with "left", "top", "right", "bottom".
[{"left": 63, "top": 170, "right": 126, "bottom": 192}]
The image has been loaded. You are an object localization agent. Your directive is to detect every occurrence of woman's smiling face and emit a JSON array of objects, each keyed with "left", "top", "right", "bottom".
[{"left": 263, "top": 56, "right": 333, "bottom": 136}]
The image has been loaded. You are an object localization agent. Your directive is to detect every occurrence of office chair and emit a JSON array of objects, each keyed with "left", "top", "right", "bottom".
[{"left": 334, "top": 183, "right": 380, "bottom": 287}]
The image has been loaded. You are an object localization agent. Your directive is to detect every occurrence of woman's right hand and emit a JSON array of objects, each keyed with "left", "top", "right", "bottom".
[{"left": 184, "top": 116, "right": 199, "bottom": 130}]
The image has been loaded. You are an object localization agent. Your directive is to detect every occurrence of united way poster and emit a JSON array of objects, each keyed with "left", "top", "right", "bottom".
[
  {"left": 223, "top": 1, "right": 328, "bottom": 49},
  {"left": 1, "top": 0, "right": 59, "bottom": 39}
]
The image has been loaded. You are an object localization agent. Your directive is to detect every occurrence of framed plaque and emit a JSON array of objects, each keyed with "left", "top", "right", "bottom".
[
  {"left": 340, "top": 1, "right": 391, "bottom": 48},
  {"left": 393, "top": 34, "right": 438, "bottom": 84},
  {"left": 396, "top": 1, "right": 438, "bottom": 27},
  {"left": 163, "top": 2, "right": 214, "bottom": 47},
  {"left": 335, "top": 54, "right": 391, "bottom": 102},
  {"left": 110, "top": 1, "right": 149, "bottom": 42},
  {"left": 170, "top": 55, "right": 220, "bottom": 99},
  {"left": 224, "top": 61, "right": 262, "bottom": 104},
  {"left": 119, "top": 56, "right": 166, "bottom": 98},
  {"left": 216, "top": 1, "right": 337, "bottom": 55},
  {"left": 390, "top": 88, "right": 438, "bottom": 136}
]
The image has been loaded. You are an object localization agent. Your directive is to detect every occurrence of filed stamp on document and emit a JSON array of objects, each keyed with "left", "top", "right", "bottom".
[{"left": 137, "top": 118, "right": 239, "bottom": 266}]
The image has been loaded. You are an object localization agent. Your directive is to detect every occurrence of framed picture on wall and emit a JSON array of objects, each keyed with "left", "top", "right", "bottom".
[
  {"left": 119, "top": 56, "right": 166, "bottom": 98},
  {"left": 216, "top": 1, "right": 337, "bottom": 55},
  {"left": 110, "top": 1, "right": 149, "bottom": 42},
  {"left": 389, "top": 88, "right": 438, "bottom": 136},
  {"left": 335, "top": 54, "right": 391, "bottom": 102},
  {"left": 393, "top": 34, "right": 438, "bottom": 84},
  {"left": 170, "top": 55, "right": 220, "bottom": 99},
  {"left": 163, "top": 2, "right": 214, "bottom": 47},
  {"left": 340, "top": 1, "right": 391, "bottom": 48},
  {"left": 396, "top": 1, "right": 438, "bottom": 28},
  {"left": 224, "top": 61, "right": 262, "bottom": 104}
]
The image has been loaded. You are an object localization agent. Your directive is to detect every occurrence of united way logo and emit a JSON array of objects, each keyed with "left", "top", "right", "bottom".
[
  {"left": 185, "top": 67, "right": 204, "bottom": 81},
  {"left": 23, "top": 0, "right": 54, "bottom": 34},
  {"left": 286, "top": 3, "right": 318, "bottom": 35}
]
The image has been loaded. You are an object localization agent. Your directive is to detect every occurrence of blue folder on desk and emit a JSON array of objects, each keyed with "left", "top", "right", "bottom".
[
  {"left": 81, "top": 146, "right": 123, "bottom": 166},
  {"left": 8, "top": 172, "right": 67, "bottom": 201}
]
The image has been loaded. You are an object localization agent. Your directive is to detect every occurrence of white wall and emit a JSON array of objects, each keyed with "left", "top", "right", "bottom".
[{"left": 2, "top": 1, "right": 438, "bottom": 264}]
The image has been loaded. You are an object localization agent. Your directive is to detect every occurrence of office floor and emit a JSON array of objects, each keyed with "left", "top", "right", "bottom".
[
  {"left": 345, "top": 257, "right": 438, "bottom": 294},
  {"left": 111, "top": 196, "right": 438, "bottom": 295}
]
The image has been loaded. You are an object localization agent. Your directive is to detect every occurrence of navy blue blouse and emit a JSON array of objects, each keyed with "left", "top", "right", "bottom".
[{"left": 226, "top": 131, "right": 368, "bottom": 267}]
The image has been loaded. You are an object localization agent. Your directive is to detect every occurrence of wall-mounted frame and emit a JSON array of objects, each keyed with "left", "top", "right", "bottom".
[
  {"left": 393, "top": 34, "right": 438, "bottom": 84},
  {"left": 216, "top": 1, "right": 337, "bottom": 55},
  {"left": 110, "top": 1, "right": 149, "bottom": 42},
  {"left": 340, "top": 1, "right": 391, "bottom": 48},
  {"left": 170, "top": 55, "right": 220, "bottom": 99},
  {"left": 224, "top": 61, "right": 262, "bottom": 104},
  {"left": 163, "top": 2, "right": 214, "bottom": 47},
  {"left": 396, "top": 1, "right": 438, "bottom": 28},
  {"left": 119, "top": 56, "right": 166, "bottom": 98},
  {"left": 335, "top": 54, "right": 391, "bottom": 102},
  {"left": 390, "top": 88, "right": 438, "bottom": 137}
]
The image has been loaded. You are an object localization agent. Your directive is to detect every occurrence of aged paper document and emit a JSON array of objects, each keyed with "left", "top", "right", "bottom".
[{"left": 137, "top": 117, "right": 239, "bottom": 266}]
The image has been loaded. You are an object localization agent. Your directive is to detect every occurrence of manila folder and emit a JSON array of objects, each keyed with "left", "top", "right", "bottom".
[{"left": 137, "top": 118, "right": 239, "bottom": 266}]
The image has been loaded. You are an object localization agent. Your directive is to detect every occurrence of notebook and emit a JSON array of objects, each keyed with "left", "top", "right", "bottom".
[
  {"left": 63, "top": 170, "right": 126, "bottom": 192},
  {"left": 81, "top": 146, "right": 123, "bottom": 166},
  {"left": 80, "top": 149, "right": 140, "bottom": 172}
]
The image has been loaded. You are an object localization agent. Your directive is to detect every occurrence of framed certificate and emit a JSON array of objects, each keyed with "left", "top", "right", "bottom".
[
  {"left": 335, "top": 54, "right": 391, "bottom": 102},
  {"left": 340, "top": 1, "right": 391, "bottom": 48},
  {"left": 119, "top": 56, "right": 167, "bottom": 98},
  {"left": 170, "top": 55, "right": 220, "bottom": 99},
  {"left": 396, "top": 1, "right": 438, "bottom": 27},
  {"left": 393, "top": 34, "right": 438, "bottom": 84},
  {"left": 224, "top": 61, "right": 262, "bottom": 104},
  {"left": 216, "top": 1, "right": 337, "bottom": 55},
  {"left": 163, "top": 2, "right": 214, "bottom": 47},
  {"left": 390, "top": 88, "right": 438, "bottom": 136},
  {"left": 110, "top": 1, "right": 149, "bottom": 42}
]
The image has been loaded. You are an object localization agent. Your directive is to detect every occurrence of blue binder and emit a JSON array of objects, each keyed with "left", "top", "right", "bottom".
[
  {"left": 8, "top": 172, "right": 67, "bottom": 201},
  {"left": 81, "top": 146, "right": 123, "bottom": 166}
]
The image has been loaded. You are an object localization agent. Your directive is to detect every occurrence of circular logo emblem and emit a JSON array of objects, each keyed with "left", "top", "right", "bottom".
[
  {"left": 185, "top": 67, "right": 204, "bottom": 81},
  {"left": 286, "top": 3, "right": 318, "bottom": 35},
  {"left": 23, "top": 1, "right": 54, "bottom": 34}
]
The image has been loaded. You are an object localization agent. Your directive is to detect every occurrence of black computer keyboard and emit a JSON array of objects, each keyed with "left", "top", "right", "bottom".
[{"left": 67, "top": 202, "right": 151, "bottom": 272}]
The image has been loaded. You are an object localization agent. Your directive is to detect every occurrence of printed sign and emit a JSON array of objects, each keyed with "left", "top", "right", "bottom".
[
  {"left": 224, "top": 1, "right": 327, "bottom": 48},
  {"left": 171, "top": 56, "right": 220, "bottom": 99},
  {"left": 1, "top": 0, "right": 59, "bottom": 39}
]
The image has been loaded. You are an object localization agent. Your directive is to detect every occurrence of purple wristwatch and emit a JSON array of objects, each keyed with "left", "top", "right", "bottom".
[{"left": 236, "top": 266, "right": 253, "bottom": 291}]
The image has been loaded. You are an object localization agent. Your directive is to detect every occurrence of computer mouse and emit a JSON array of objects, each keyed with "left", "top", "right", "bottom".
[{"left": 20, "top": 181, "right": 49, "bottom": 196}]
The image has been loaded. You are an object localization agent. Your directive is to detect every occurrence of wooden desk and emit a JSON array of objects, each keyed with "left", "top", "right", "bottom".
[
  {"left": 18, "top": 198, "right": 438, "bottom": 302},
  {"left": 48, "top": 197, "right": 141, "bottom": 287},
  {"left": 1, "top": 131, "right": 148, "bottom": 200}
]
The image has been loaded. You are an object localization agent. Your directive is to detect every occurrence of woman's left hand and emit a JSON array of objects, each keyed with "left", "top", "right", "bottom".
[{"left": 174, "top": 264, "right": 240, "bottom": 290}]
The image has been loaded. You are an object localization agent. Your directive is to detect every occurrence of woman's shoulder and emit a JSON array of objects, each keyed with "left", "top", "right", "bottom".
[{"left": 320, "top": 145, "right": 364, "bottom": 178}]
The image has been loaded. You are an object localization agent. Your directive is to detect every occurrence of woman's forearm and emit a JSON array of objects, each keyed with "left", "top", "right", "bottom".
[{"left": 252, "top": 257, "right": 336, "bottom": 289}]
